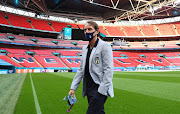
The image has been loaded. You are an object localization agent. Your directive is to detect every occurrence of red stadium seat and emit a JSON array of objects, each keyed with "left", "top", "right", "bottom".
[
  {"left": 60, "top": 58, "right": 81, "bottom": 68},
  {"left": 147, "top": 57, "right": 171, "bottom": 67},
  {"left": 173, "top": 22, "right": 180, "bottom": 35},
  {"left": 139, "top": 25, "right": 159, "bottom": 36},
  {"left": 8, "top": 54, "right": 41, "bottom": 68},
  {"left": 123, "top": 26, "right": 143, "bottom": 36},
  {"left": 0, "top": 55, "right": 22, "bottom": 67},
  {"left": 55, "top": 50, "right": 81, "bottom": 56},
  {"left": 29, "top": 18, "right": 53, "bottom": 31},
  {"left": 104, "top": 26, "right": 126, "bottom": 36},
  {"left": 34, "top": 55, "right": 68, "bottom": 68},
  {"left": 0, "top": 12, "right": 9, "bottom": 25},
  {"left": 155, "top": 24, "right": 176, "bottom": 36},
  {"left": 30, "top": 49, "right": 54, "bottom": 56},
  {"left": 5, "top": 13, "right": 32, "bottom": 28},
  {"left": 166, "top": 58, "right": 180, "bottom": 66},
  {"left": 129, "top": 57, "right": 161, "bottom": 67},
  {"left": 50, "top": 21, "right": 67, "bottom": 32},
  {"left": 99, "top": 26, "right": 109, "bottom": 36},
  {"left": 5, "top": 48, "right": 27, "bottom": 54},
  {"left": 114, "top": 58, "right": 138, "bottom": 67}
]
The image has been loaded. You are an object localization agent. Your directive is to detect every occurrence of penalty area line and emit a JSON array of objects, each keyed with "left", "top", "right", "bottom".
[{"left": 30, "top": 73, "right": 42, "bottom": 114}]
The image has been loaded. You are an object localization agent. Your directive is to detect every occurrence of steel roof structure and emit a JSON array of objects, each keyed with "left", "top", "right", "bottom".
[{"left": 0, "top": 0, "right": 180, "bottom": 22}]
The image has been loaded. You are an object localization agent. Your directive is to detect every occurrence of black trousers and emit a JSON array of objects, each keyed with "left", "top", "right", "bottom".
[{"left": 86, "top": 89, "right": 107, "bottom": 114}]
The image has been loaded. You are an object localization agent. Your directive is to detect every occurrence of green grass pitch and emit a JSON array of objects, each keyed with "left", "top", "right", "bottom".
[{"left": 1, "top": 71, "right": 180, "bottom": 114}]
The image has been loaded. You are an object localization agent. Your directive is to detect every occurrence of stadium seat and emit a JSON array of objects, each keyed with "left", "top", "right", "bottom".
[
  {"left": 129, "top": 57, "right": 162, "bottom": 67},
  {"left": 104, "top": 26, "right": 126, "bottom": 36},
  {"left": 0, "top": 55, "right": 22, "bottom": 67},
  {"left": 147, "top": 57, "right": 171, "bottom": 67},
  {"left": 30, "top": 49, "right": 54, "bottom": 56},
  {"left": 123, "top": 26, "right": 143, "bottom": 36},
  {"left": 34, "top": 55, "right": 68, "bottom": 68},
  {"left": 173, "top": 22, "right": 180, "bottom": 35},
  {"left": 60, "top": 58, "right": 81, "bottom": 68},
  {"left": 56, "top": 50, "right": 81, "bottom": 56},
  {"left": 0, "top": 12, "right": 9, "bottom": 25},
  {"left": 49, "top": 21, "right": 67, "bottom": 32},
  {"left": 114, "top": 58, "right": 138, "bottom": 67},
  {"left": 99, "top": 26, "right": 109, "bottom": 36},
  {"left": 5, "top": 13, "right": 32, "bottom": 28},
  {"left": 166, "top": 58, "right": 180, "bottom": 66},
  {"left": 5, "top": 48, "right": 27, "bottom": 54},
  {"left": 156, "top": 24, "right": 176, "bottom": 36},
  {"left": 29, "top": 18, "right": 53, "bottom": 31},
  {"left": 139, "top": 25, "right": 159, "bottom": 36},
  {"left": 8, "top": 54, "right": 41, "bottom": 68}
]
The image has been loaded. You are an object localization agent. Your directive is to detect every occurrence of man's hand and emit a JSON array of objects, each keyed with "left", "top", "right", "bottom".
[{"left": 68, "top": 89, "right": 75, "bottom": 98}]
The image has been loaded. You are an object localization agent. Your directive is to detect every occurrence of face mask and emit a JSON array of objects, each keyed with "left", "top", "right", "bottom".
[{"left": 85, "top": 31, "right": 95, "bottom": 41}]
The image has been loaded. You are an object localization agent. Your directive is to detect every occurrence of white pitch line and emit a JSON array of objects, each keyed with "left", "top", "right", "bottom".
[{"left": 30, "top": 73, "right": 42, "bottom": 114}]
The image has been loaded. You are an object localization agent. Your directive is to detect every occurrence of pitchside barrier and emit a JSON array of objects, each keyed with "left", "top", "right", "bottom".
[
  {"left": 15, "top": 69, "right": 72, "bottom": 73},
  {"left": 136, "top": 63, "right": 155, "bottom": 71},
  {"left": 169, "top": 63, "right": 180, "bottom": 71}
]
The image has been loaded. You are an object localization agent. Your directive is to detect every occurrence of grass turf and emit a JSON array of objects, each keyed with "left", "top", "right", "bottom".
[
  {"left": 12, "top": 71, "right": 180, "bottom": 114},
  {"left": 0, "top": 73, "right": 26, "bottom": 114}
]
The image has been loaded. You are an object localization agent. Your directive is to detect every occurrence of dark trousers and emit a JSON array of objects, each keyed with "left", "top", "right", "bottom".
[{"left": 86, "top": 89, "right": 107, "bottom": 114}]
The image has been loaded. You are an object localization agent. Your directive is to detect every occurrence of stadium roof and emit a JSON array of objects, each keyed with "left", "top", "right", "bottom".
[{"left": 0, "top": 0, "right": 180, "bottom": 22}]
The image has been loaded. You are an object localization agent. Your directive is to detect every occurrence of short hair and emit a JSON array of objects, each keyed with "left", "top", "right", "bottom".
[
  {"left": 85, "top": 21, "right": 99, "bottom": 31},
  {"left": 85, "top": 21, "right": 100, "bottom": 37}
]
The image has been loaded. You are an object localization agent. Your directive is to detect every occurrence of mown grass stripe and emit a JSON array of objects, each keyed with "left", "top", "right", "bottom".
[
  {"left": 114, "top": 71, "right": 180, "bottom": 77},
  {"left": 114, "top": 74, "right": 180, "bottom": 83},
  {"left": 0, "top": 73, "right": 26, "bottom": 114},
  {"left": 30, "top": 73, "right": 42, "bottom": 114},
  {"left": 13, "top": 72, "right": 180, "bottom": 114},
  {"left": 113, "top": 77, "right": 180, "bottom": 102}
]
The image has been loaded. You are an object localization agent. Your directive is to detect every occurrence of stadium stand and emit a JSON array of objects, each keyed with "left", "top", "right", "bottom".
[
  {"left": 113, "top": 52, "right": 122, "bottom": 57},
  {"left": 99, "top": 26, "right": 109, "bottom": 36},
  {"left": 155, "top": 24, "right": 176, "bottom": 36},
  {"left": 28, "top": 18, "right": 53, "bottom": 31},
  {"left": 114, "top": 58, "right": 138, "bottom": 67},
  {"left": 159, "top": 52, "right": 179, "bottom": 57},
  {"left": 0, "top": 11, "right": 180, "bottom": 72},
  {"left": 60, "top": 58, "right": 81, "bottom": 68},
  {"left": 0, "top": 55, "right": 22, "bottom": 67},
  {"left": 14, "top": 39, "right": 37, "bottom": 45},
  {"left": 55, "top": 50, "right": 81, "bottom": 56},
  {"left": 0, "top": 33, "right": 17, "bottom": 43},
  {"left": 138, "top": 52, "right": 158, "bottom": 57},
  {"left": 5, "top": 13, "right": 32, "bottom": 28},
  {"left": 129, "top": 57, "right": 161, "bottom": 67},
  {"left": 123, "top": 26, "right": 143, "bottom": 36},
  {"left": 49, "top": 21, "right": 67, "bottom": 32},
  {"left": 0, "top": 11, "right": 9, "bottom": 25},
  {"left": 148, "top": 57, "right": 171, "bottom": 67},
  {"left": 173, "top": 22, "right": 180, "bottom": 35},
  {"left": 5, "top": 48, "right": 27, "bottom": 54},
  {"left": 139, "top": 25, "right": 159, "bottom": 36},
  {"left": 68, "top": 23, "right": 84, "bottom": 29},
  {"left": 30, "top": 49, "right": 54, "bottom": 56},
  {"left": 8, "top": 54, "right": 41, "bottom": 68},
  {"left": 114, "top": 62, "right": 124, "bottom": 68},
  {"left": 127, "top": 42, "right": 145, "bottom": 48},
  {"left": 166, "top": 58, "right": 180, "bottom": 66},
  {"left": 104, "top": 26, "right": 126, "bottom": 36},
  {"left": 34, "top": 55, "right": 68, "bottom": 68},
  {"left": 37, "top": 42, "right": 57, "bottom": 46}
]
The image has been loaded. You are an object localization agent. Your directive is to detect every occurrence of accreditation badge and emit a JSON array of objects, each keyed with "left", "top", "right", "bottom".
[{"left": 95, "top": 57, "right": 100, "bottom": 64}]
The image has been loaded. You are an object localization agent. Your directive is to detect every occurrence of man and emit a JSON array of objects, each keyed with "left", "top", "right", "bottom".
[{"left": 68, "top": 21, "right": 114, "bottom": 114}]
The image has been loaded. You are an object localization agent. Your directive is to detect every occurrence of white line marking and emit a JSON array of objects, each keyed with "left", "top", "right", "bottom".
[{"left": 30, "top": 73, "right": 42, "bottom": 114}]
